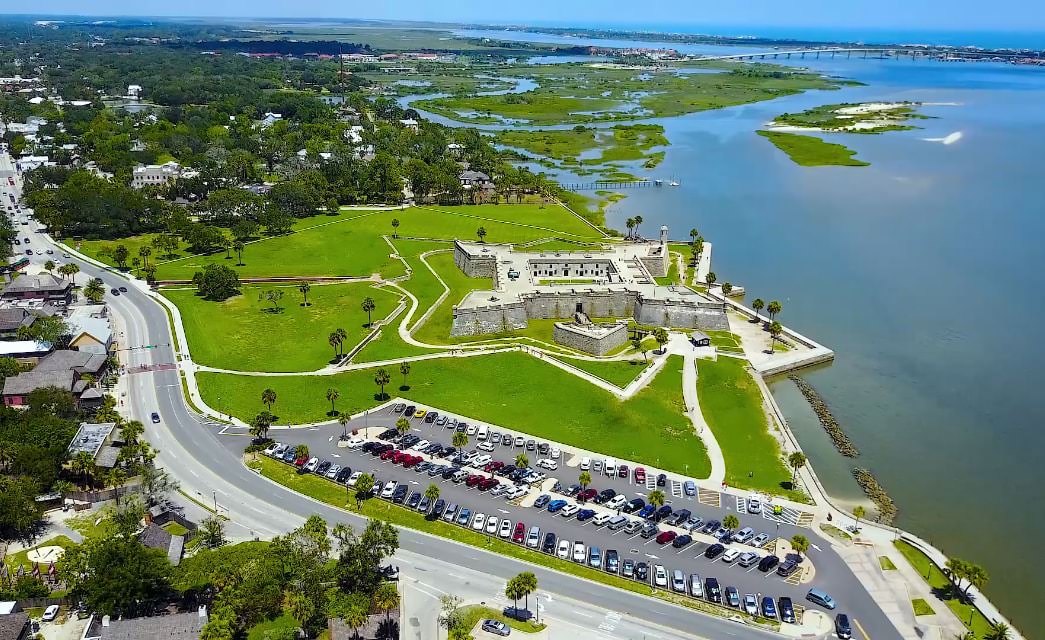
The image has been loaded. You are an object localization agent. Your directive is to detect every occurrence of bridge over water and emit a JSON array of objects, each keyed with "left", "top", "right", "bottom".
[{"left": 696, "top": 47, "right": 1021, "bottom": 62}]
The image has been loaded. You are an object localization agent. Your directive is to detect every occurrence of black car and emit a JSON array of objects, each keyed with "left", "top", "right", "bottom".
[
  {"left": 672, "top": 534, "right": 693, "bottom": 549},
  {"left": 671, "top": 509, "right": 692, "bottom": 526},
  {"left": 502, "top": 606, "right": 533, "bottom": 622},
  {"left": 424, "top": 411, "right": 438, "bottom": 423},
  {"left": 653, "top": 505, "right": 673, "bottom": 522},
  {"left": 377, "top": 429, "right": 397, "bottom": 440},
  {"left": 439, "top": 446, "right": 457, "bottom": 459},
  {"left": 392, "top": 486, "right": 409, "bottom": 503},
  {"left": 835, "top": 614, "right": 852, "bottom": 639},
  {"left": 777, "top": 560, "right": 800, "bottom": 577},
  {"left": 415, "top": 461, "right": 431, "bottom": 473},
  {"left": 778, "top": 597, "right": 796, "bottom": 624},
  {"left": 594, "top": 488, "right": 616, "bottom": 504},
  {"left": 456, "top": 422, "right": 468, "bottom": 432},
  {"left": 656, "top": 473, "right": 667, "bottom": 486},
  {"left": 621, "top": 559, "right": 635, "bottom": 578},
  {"left": 635, "top": 562, "right": 649, "bottom": 582},
  {"left": 565, "top": 484, "right": 581, "bottom": 497},
  {"left": 542, "top": 532, "right": 557, "bottom": 554},
  {"left": 150, "top": 412, "right": 161, "bottom": 424},
  {"left": 537, "top": 442, "right": 549, "bottom": 455},
  {"left": 335, "top": 467, "right": 353, "bottom": 483},
  {"left": 604, "top": 549, "right": 619, "bottom": 573},
  {"left": 429, "top": 499, "right": 446, "bottom": 518},
  {"left": 704, "top": 543, "right": 726, "bottom": 559},
  {"left": 702, "top": 519, "right": 721, "bottom": 534},
  {"left": 526, "top": 440, "right": 536, "bottom": 451},
  {"left": 758, "top": 555, "right": 781, "bottom": 572},
  {"left": 704, "top": 577, "right": 722, "bottom": 603},
  {"left": 407, "top": 492, "right": 422, "bottom": 508},
  {"left": 623, "top": 498, "right": 645, "bottom": 513},
  {"left": 404, "top": 405, "right": 416, "bottom": 415},
  {"left": 316, "top": 461, "right": 332, "bottom": 475},
  {"left": 362, "top": 442, "right": 377, "bottom": 453},
  {"left": 441, "top": 466, "right": 460, "bottom": 480},
  {"left": 118, "top": 286, "right": 128, "bottom": 293}
]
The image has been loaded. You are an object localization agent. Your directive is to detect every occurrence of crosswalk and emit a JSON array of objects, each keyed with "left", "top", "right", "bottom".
[
  {"left": 669, "top": 479, "right": 683, "bottom": 498},
  {"left": 644, "top": 475, "right": 656, "bottom": 491},
  {"left": 598, "top": 611, "right": 622, "bottom": 633},
  {"left": 734, "top": 496, "right": 812, "bottom": 528},
  {"left": 697, "top": 487, "right": 720, "bottom": 507}
]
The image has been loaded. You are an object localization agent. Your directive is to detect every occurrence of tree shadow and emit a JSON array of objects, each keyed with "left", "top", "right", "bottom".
[
  {"left": 376, "top": 618, "right": 399, "bottom": 640},
  {"left": 260, "top": 308, "right": 284, "bottom": 315},
  {"left": 327, "top": 410, "right": 341, "bottom": 417},
  {"left": 374, "top": 392, "right": 389, "bottom": 401},
  {"left": 399, "top": 385, "right": 410, "bottom": 391}
]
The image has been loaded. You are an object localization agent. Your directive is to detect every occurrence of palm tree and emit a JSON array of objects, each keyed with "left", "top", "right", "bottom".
[
  {"left": 338, "top": 413, "right": 350, "bottom": 437},
  {"left": 517, "top": 571, "right": 538, "bottom": 610},
  {"left": 722, "top": 514, "right": 740, "bottom": 530},
  {"left": 374, "top": 368, "right": 391, "bottom": 399},
  {"left": 233, "top": 240, "right": 244, "bottom": 265},
  {"left": 283, "top": 591, "right": 315, "bottom": 634},
  {"left": 476, "top": 226, "right": 487, "bottom": 242},
  {"left": 424, "top": 483, "right": 440, "bottom": 504},
  {"left": 625, "top": 217, "right": 635, "bottom": 239},
  {"left": 43, "top": 260, "right": 55, "bottom": 274},
  {"left": 752, "top": 298, "right": 765, "bottom": 321},
  {"left": 391, "top": 218, "right": 400, "bottom": 238},
  {"left": 769, "top": 321, "right": 783, "bottom": 350},
  {"left": 336, "top": 327, "right": 348, "bottom": 355},
  {"left": 984, "top": 624, "right": 1011, "bottom": 640},
  {"left": 221, "top": 237, "right": 232, "bottom": 260},
  {"left": 72, "top": 451, "right": 96, "bottom": 488},
  {"left": 362, "top": 297, "right": 376, "bottom": 327},
  {"left": 514, "top": 453, "right": 528, "bottom": 469},
  {"left": 788, "top": 451, "right": 807, "bottom": 487},
  {"left": 578, "top": 471, "right": 591, "bottom": 490},
  {"left": 53, "top": 480, "right": 74, "bottom": 501},
  {"left": 250, "top": 412, "right": 273, "bottom": 441},
  {"left": 373, "top": 582, "right": 400, "bottom": 625},
  {"left": 689, "top": 228, "right": 700, "bottom": 244},
  {"left": 294, "top": 444, "right": 310, "bottom": 460},
  {"left": 505, "top": 576, "right": 523, "bottom": 613},
  {"left": 326, "top": 387, "right": 341, "bottom": 416},
  {"left": 67, "top": 263, "right": 80, "bottom": 286},
  {"left": 83, "top": 278, "right": 105, "bottom": 304},
  {"left": 105, "top": 468, "right": 127, "bottom": 505},
  {"left": 452, "top": 431, "right": 468, "bottom": 449},
  {"left": 399, "top": 362, "right": 411, "bottom": 390},
  {"left": 633, "top": 215, "right": 643, "bottom": 238},
  {"left": 328, "top": 331, "right": 342, "bottom": 360},
  {"left": 395, "top": 417, "right": 411, "bottom": 438},
  {"left": 298, "top": 282, "right": 311, "bottom": 306},
  {"left": 138, "top": 246, "right": 152, "bottom": 268},
  {"left": 705, "top": 270, "right": 717, "bottom": 293},
  {"left": 648, "top": 489, "right": 666, "bottom": 509},
  {"left": 721, "top": 282, "right": 733, "bottom": 297},
  {"left": 261, "top": 388, "right": 277, "bottom": 413},
  {"left": 653, "top": 327, "right": 669, "bottom": 353},
  {"left": 767, "top": 300, "right": 782, "bottom": 321},
  {"left": 343, "top": 605, "right": 368, "bottom": 639},
  {"left": 852, "top": 505, "right": 865, "bottom": 531},
  {"left": 791, "top": 534, "right": 810, "bottom": 558}
]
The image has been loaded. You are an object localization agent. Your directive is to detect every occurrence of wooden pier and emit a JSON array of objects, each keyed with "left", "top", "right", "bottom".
[{"left": 560, "top": 179, "right": 669, "bottom": 191}]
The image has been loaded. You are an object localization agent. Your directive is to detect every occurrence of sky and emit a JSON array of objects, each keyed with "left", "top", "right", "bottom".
[{"left": 6, "top": 0, "right": 1045, "bottom": 34}]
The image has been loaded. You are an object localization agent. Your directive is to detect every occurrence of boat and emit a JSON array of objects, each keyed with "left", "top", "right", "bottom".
[
  {"left": 654, "top": 179, "right": 663, "bottom": 186},
  {"left": 669, "top": 180, "right": 680, "bottom": 187}
]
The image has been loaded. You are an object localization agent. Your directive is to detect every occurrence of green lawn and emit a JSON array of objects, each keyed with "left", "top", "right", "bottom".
[
  {"left": 67, "top": 508, "right": 117, "bottom": 540},
  {"left": 695, "top": 357, "right": 804, "bottom": 500},
  {"left": 912, "top": 598, "right": 936, "bottom": 616},
  {"left": 410, "top": 252, "right": 493, "bottom": 344},
  {"left": 2, "top": 535, "right": 77, "bottom": 572},
  {"left": 757, "top": 130, "right": 869, "bottom": 167},
  {"left": 162, "top": 521, "right": 190, "bottom": 536},
  {"left": 880, "top": 556, "right": 898, "bottom": 570},
  {"left": 203, "top": 353, "right": 710, "bottom": 476},
  {"left": 247, "top": 613, "right": 300, "bottom": 640},
  {"left": 458, "top": 605, "right": 545, "bottom": 634},
  {"left": 705, "top": 330, "right": 744, "bottom": 354},
  {"left": 551, "top": 355, "right": 650, "bottom": 388},
  {"left": 162, "top": 283, "right": 400, "bottom": 372},
  {"left": 893, "top": 540, "right": 994, "bottom": 637},
  {"left": 495, "top": 124, "right": 667, "bottom": 167}
]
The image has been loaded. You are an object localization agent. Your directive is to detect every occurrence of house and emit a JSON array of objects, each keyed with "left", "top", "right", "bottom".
[
  {"left": 446, "top": 142, "right": 464, "bottom": 157},
  {"left": 67, "top": 421, "right": 120, "bottom": 468},
  {"left": 2, "top": 349, "right": 108, "bottom": 408},
  {"left": 260, "top": 112, "right": 282, "bottom": 128},
  {"left": 399, "top": 118, "right": 419, "bottom": 133},
  {"left": 0, "top": 308, "right": 37, "bottom": 337},
  {"left": 84, "top": 608, "right": 208, "bottom": 640},
  {"left": 0, "top": 273, "right": 73, "bottom": 306},
  {"left": 130, "top": 161, "right": 197, "bottom": 189},
  {"left": 0, "top": 340, "right": 52, "bottom": 364},
  {"left": 691, "top": 331, "right": 711, "bottom": 347},
  {"left": 344, "top": 125, "right": 364, "bottom": 145},
  {"left": 67, "top": 314, "right": 113, "bottom": 355},
  {"left": 0, "top": 611, "right": 30, "bottom": 640},
  {"left": 126, "top": 84, "right": 142, "bottom": 99},
  {"left": 139, "top": 522, "right": 186, "bottom": 566},
  {"left": 14, "top": 155, "right": 52, "bottom": 172},
  {"left": 459, "top": 170, "right": 493, "bottom": 190}
]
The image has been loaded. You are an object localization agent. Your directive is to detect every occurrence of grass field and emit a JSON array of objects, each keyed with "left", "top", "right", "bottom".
[
  {"left": 162, "top": 283, "right": 400, "bottom": 372},
  {"left": 893, "top": 540, "right": 993, "bottom": 636},
  {"left": 458, "top": 605, "right": 546, "bottom": 634},
  {"left": 2, "top": 535, "right": 77, "bottom": 572},
  {"left": 410, "top": 252, "right": 493, "bottom": 344},
  {"left": 705, "top": 330, "right": 744, "bottom": 354},
  {"left": 551, "top": 355, "right": 650, "bottom": 388},
  {"left": 880, "top": 556, "right": 897, "bottom": 570},
  {"left": 246, "top": 614, "right": 300, "bottom": 640},
  {"left": 695, "top": 357, "right": 804, "bottom": 500},
  {"left": 756, "top": 131, "right": 869, "bottom": 167},
  {"left": 496, "top": 124, "right": 667, "bottom": 166},
  {"left": 204, "top": 353, "right": 709, "bottom": 476},
  {"left": 912, "top": 598, "right": 935, "bottom": 616}
]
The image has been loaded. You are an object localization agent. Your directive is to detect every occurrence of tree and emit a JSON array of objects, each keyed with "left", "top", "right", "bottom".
[
  {"left": 298, "top": 282, "right": 311, "bottom": 306},
  {"left": 399, "top": 361, "right": 411, "bottom": 390},
  {"left": 788, "top": 451, "right": 807, "bottom": 487},
  {"left": 476, "top": 226, "right": 487, "bottom": 242},
  {"left": 66, "top": 263, "right": 80, "bottom": 286},
  {"left": 262, "top": 388, "right": 277, "bottom": 413},
  {"left": 514, "top": 453, "right": 528, "bottom": 469},
  {"left": 353, "top": 473, "right": 374, "bottom": 508},
  {"left": 505, "top": 576, "right": 523, "bottom": 613},
  {"left": 361, "top": 296, "right": 376, "bottom": 326},
  {"left": 791, "top": 534, "right": 810, "bottom": 557},
  {"left": 294, "top": 444, "right": 310, "bottom": 461},
  {"left": 578, "top": 471, "right": 591, "bottom": 490},
  {"left": 722, "top": 514, "right": 740, "bottom": 530},
  {"left": 451, "top": 431, "right": 468, "bottom": 449},
  {"left": 250, "top": 411, "right": 274, "bottom": 441},
  {"left": 391, "top": 218, "right": 400, "bottom": 238},
  {"left": 83, "top": 278, "right": 106, "bottom": 304},
  {"left": 767, "top": 300, "right": 782, "bottom": 321},
  {"left": 373, "top": 582, "right": 400, "bottom": 624},
  {"left": 326, "top": 387, "right": 341, "bottom": 416},
  {"left": 192, "top": 263, "right": 240, "bottom": 301},
  {"left": 648, "top": 489, "right": 666, "bottom": 509},
  {"left": 633, "top": 215, "right": 643, "bottom": 237},
  {"left": 198, "top": 516, "right": 226, "bottom": 549},
  {"left": 721, "top": 282, "right": 733, "bottom": 297},
  {"left": 265, "top": 288, "right": 284, "bottom": 312},
  {"left": 221, "top": 237, "right": 233, "bottom": 260},
  {"left": 395, "top": 417, "right": 410, "bottom": 438},
  {"left": 769, "top": 321, "right": 783, "bottom": 349},
  {"left": 138, "top": 246, "right": 152, "bottom": 268},
  {"left": 689, "top": 228, "right": 700, "bottom": 243},
  {"left": 424, "top": 483, "right": 440, "bottom": 505},
  {"left": 652, "top": 327, "right": 669, "bottom": 353},
  {"left": 60, "top": 536, "right": 171, "bottom": 616},
  {"left": 343, "top": 606, "right": 369, "bottom": 640},
  {"left": 516, "top": 571, "right": 538, "bottom": 610},
  {"left": 328, "top": 331, "right": 342, "bottom": 361},
  {"left": 105, "top": 468, "right": 128, "bottom": 505},
  {"left": 233, "top": 240, "right": 245, "bottom": 265},
  {"left": 374, "top": 368, "right": 390, "bottom": 399},
  {"left": 72, "top": 450, "right": 96, "bottom": 488},
  {"left": 284, "top": 590, "right": 317, "bottom": 634},
  {"left": 44, "top": 259, "right": 55, "bottom": 274},
  {"left": 439, "top": 594, "right": 465, "bottom": 635},
  {"left": 705, "top": 270, "right": 717, "bottom": 293},
  {"left": 112, "top": 244, "right": 129, "bottom": 269},
  {"left": 625, "top": 217, "right": 635, "bottom": 239},
  {"left": 852, "top": 505, "right": 865, "bottom": 531},
  {"left": 984, "top": 623, "right": 1010, "bottom": 640},
  {"left": 631, "top": 336, "right": 647, "bottom": 363},
  {"left": 332, "top": 519, "right": 399, "bottom": 595},
  {"left": 752, "top": 298, "right": 765, "bottom": 320}
]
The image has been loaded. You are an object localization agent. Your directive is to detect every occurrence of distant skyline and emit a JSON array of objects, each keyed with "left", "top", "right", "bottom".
[{"left": 4, "top": 0, "right": 1045, "bottom": 34}]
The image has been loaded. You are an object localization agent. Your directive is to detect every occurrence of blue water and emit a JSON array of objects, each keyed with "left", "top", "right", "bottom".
[{"left": 403, "top": 42, "right": 1045, "bottom": 634}]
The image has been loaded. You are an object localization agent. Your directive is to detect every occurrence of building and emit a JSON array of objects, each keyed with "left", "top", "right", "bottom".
[
  {"left": 14, "top": 155, "right": 52, "bottom": 172},
  {"left": 0, "top": 308, "right": 38, "bottom": 337},
  {"left": 691, "top": 331, "right": 711, "bottom": 347},
  {"left": 2, "top": 349, "right": 108, "bottom": 408},
  {"left": 139, "top": 522, "right": 186, "bottom": 566},
  {"left": 459, "top": 170, "right": 492, "bottom": 190},
  {"left": 67, "top": 422, "right": 120, "bottom": 469},
  {"left": 126, "top": 84, "right": 142, "bottom": 99},
  {"left": 0, "top": 340, "right": 52, "bottom": 364},
  {"left": 130, "top": 161, "right": 197, "bottom": 189},
  {"left": 84, "top": 609, "right": 208, "bottom": 640},
  {"left": 0, "top": 273, "right": 73, "bottom": 306},
  {"left": 259, "top": 112, "right": 282, "bottom": 128},
  {"left": 399, "top": 118, "right": 419, "bottom": 133},
  {"left": 0, "top": 610, "right": 30, "bottom": 640}
]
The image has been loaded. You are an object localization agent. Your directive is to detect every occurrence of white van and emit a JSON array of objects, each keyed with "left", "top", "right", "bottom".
[
  {"left": 604, "top": 458, "right": 617, "bottom": 476},
  {"left": 592, "top": 512, "right": 613, "bottom": 526},
  {"left": 579, "top": 457, "right": 591, "bottom": 471},
  {"left": 477, "top": 425, "right": 488, "bottom": 441}
]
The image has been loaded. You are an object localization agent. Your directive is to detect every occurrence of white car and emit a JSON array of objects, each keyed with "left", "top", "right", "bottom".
[
  {"left": 467, "top": 424, "right": 478, "bottom": 435},
  {"left": 477, "top": 441, "right": 495, "bottom": 452},
  {"left": 486, "top": 517, "right": 500, "bottom": 535},
  {"left": 42, "top": 604, "right": 59, "bottom": 622},
  {"left": 747, "top": 497, "right": 762, "bottom": 514},
  {"left": 411, "top": 439, "right": 430, "bottom": 451},
  {"left": 557, "top": 539, "right": 571, "bottom": 560},
  {"left": 304, "top": 457, "right": 320, "bottom": 472},
  {"left": 606, "top": 495, "right": 628, "bottom": 510},
  {"left": 381, "top": 481, "right": 398, "bottom": 498},
  {"left": 472, "top": 454, "right": 492, "bottom": 467},
  {"left": 579, "top": 456, "right": 591, "bottom": 470},
  {"left": 537, "top": 459, "right": 558, "bottom": 470},
  {"left": 560, "top": 504, "right": 580, "bottom": 517},
  {"left": 325, "top": 464, "right": 341, "bottom": 479},
  {"left": 499, "top": 519, "right": 513, "bottom": 538},
  {"left": 345, "top": 436, "right": 365, "bottom": 449},
  {"left": 264, "top": 442, "right": 281, "bottom": 455},
  {"left": 471, "top": 513, "right": 486, "bottom": 530},
  {"left": 572, "top": 541, "right": 586, "bottom": 563},
  {"left": 505, "top": 485, "right": 528, "bottom": 500},
  {"left": 347, "top": 471, "right": 362, "bottom": 487},
  {"left": 550, "top": 447, "right": 561, "bottom": 459},
  {"left": 653, "top": 564, "right": 668, "bottom": 588},
  {"left": 721, "top": 548, "right": 742, "bottom": 563}
]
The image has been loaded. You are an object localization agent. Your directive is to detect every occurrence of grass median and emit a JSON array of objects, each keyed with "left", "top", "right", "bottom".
[
  {"left": 893, "top": 540, "right": 993, "bottom": 636},
  {"left": 458, "top": 605, "right": 545, "bottom": 634},
  {"left": 252, "top": 456, "right": 777, "bottom": 631}
]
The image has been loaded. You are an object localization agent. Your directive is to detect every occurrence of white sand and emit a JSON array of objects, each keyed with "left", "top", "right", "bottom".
[
  {"left": 26, "top": 545, "right": 65, "bottom": 563},
  {"left": 836, "top": 102, "right": 915, "bottom": 115},
  {"left": 922, "top": 131, "right": 963, "bottom": 145}
]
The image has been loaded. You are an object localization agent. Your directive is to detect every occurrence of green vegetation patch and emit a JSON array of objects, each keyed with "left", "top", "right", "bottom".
[
  {"left": 696, "top": 357, "right": 804, "bottom": 500},
  {"left": 496, "top": 124, "right": 667, "bottom": 167},
  {"left": 880, "top": 556, "right": 898, "bottom": 570},
  {"left": 203, "top": 353, "right": 709, "bottom": 476},
  {"left": 163, "top": 283, "right": 399, "bottom": 372},
  {"left": 912, "top": 598, "right": 935, "bottom": 616},
  {"left": 893, "top": 540, "right": 993, "bottom": 636},
  {"left": 246, "top": 613, "right": 301, "bottom": 640},
  {"left": 458, "top": 606, "right": 546, "bottom": 634},
  {"left": 757, "top": 131, "right": 869, "bottom": 167},
  {"left": 2, "top": 535, "right": 78, "bottom": 572},
  {"left": 771, "top": 102, "right": 927, "bottom": 133},
  {"left": 549, "top": 356, "right": 650, "bottom": 388}
]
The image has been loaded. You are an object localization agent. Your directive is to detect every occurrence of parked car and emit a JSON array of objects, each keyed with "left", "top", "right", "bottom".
[
  {"left": 777, "top": 560, "right": 800, "bottom": 577},
  {"left": 672, "top": 534, "right": 693, "bottom": 549},
  {"left": 547, "top": 499, "right": 568, "bottom": 513},
  {"left": 604, "top": 549, "right": 619, "bottom": 573},
  {"left": 576, "top": 509, "right": 596, "bottom": 523},
  {"left": 779, "top": 597, "right": 796, "bottom": 624},
  {"left": 835, "top": 613, "right": 852, "bottom": 639},
  {"left": 748, "top": 497, "right": 763, "bottom": 514},
  {"left": 758, "top": 555, "right": 781, "bottom": 572},
  {"left": 743, "top": 594, "right": 759, "bottom": 616},
  {"left": 512, "top": 522, "right": 527, "bottom": 543},
  {"left": 542, "top": 532, "right": 557, "bottom": 554},
  {"left": 634, "top": 467, "right": 646, "bottom": 483},
  {"left": 761, "top": 597, "right": 777, "bottom": 619},
  {"left": 622, "top": 559, "right": 635, "bottom": 579},
  {"left": 653, "top": 564, "right": 668, "bottom": 588},
  {"left": 533, "top": 494, "right": 551, "bottom": 509},
  {"left": 689, "top": 574, "right": 704, "bottom": 598},
  {"left": 725, "top": 586, "right": 741, "bottom": 608},
  {"left": 721, "top": 548, "right": 741, "bottom": 563},
  {"left": 704, "top": 543, "right": 725, "bottom": 559},
  {"left": 733, "top": 527, "right": 756, "bottom": 543},
  {"left": 572, "top": 541, "right": 586, "bottom": 563},
  {"left": 738, "top": 551, "right": 760, "bottom": 568},
  {"left": 624, "top": 498, "right": 645, "bottom": 513},
  {"left": 751, "top": 533, "right": 771, "bottom": 547},
  {"left": 704, "top": 577, "right": 722, "bottom": 603},
  {"left": 499, "top": 519, "right": 513, "bottom": 538},
  {"left": 587, "top": 546, "right": 601, "bottom": 569},
  {"left": 556, "top": 539, "right": 571, "bottom": 560},
  {"left": 671, "top": 570, "right": 687, "bottom": 593},
  {"left": 655, "top": 530, "right": 677, "bottom": 545},
  {"left": 683, "top": 480, "right": 697, "bottom": 496},
  {"left": 481, "top": 619, "right": 510, "bottom": 636}
]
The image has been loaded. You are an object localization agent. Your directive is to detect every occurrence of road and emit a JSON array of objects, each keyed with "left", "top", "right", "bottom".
[{"left": 2, "top": 158, "right": 900, "bottom": 640}]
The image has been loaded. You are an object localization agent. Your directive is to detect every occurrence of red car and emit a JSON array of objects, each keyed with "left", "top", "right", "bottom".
[
  {"left": 512, "top": 522, "right": 526, "bottom": 543},
  {"left": 382, "top": 449, "right": 399, "bottom": 461},
  {"left": 466, "top": 474, "right": 484, "bottom": 487},
  {"left": 634, "top": 467, "right": 646, "bottom": 483},
  {"left": 485, "top": 461, "right": 505, "bottom": 473},
  {"left": 656, "top": 530, "right": 677, "bottom": 545},
  {"left": 479, "top": 477, "right": 499, "bottom": 491},
  {"left": 578, "top": 488, "right": 598, "bottom": 502},
  {"left": 402, "top": 455, "right": 421, "bottom": 468},
  {"left": 618, "top": 464, "right": 629, "bottom": 478},
  {"left": 294, "top": 456, "right": 308, "bottom": 466}
]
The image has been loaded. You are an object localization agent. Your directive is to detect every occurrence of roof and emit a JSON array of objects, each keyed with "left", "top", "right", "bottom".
[
  {"left": 86, "top": 610, "right": 207, "bottom": 640},
  {"left": 0, "top": 611, "right": 28, "bottom": 640},
  {"left": 0, "top": 340, "right": 51, "bottom": 356},
  {"left": 1, "top": 273, "right": 71, "bottom": 296},
  {"left": 460, "top": 170, "right": 490, "bottom": 181},
  {"left": 691, "top": 331, "right": 710, "bottom": 342},
  {"left": 35, "top": 350, "right": 107, "bottom": 375},
  {"left": 68, "top": 315, "right": 112, "bottom": 346},
  {"left": 2, "top": 367, "right": 72, "bottom": 396},
  {"left": 139, "top": 523, "right": 184, "bottom": 566},
  {"left": 2, "top": 350, "right": 107, "bottom": 397},
  {"left": 67, "top": 422, "right": 117, "bottom": 458}
]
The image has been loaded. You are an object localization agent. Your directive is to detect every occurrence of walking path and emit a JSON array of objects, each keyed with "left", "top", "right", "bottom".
[{"left": 679, "top": 341, "right": 726, "bottom": 484}]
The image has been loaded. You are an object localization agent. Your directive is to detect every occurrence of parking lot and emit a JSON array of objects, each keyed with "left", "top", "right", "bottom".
[{"left": 243, "top": 402, "right": 858, "bottom": 630}]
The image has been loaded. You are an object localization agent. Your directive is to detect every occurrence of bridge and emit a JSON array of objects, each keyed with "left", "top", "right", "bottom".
[
  {"left": 559, "top": 179, "right": 675, "bottom": 191},
  {"left": 696, "top": 47, "right": 1021, "bottom": 62}
]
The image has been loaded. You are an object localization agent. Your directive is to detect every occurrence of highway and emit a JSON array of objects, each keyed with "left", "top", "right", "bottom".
[{"left": 2, "top": 158, "right": 900, "bottom": 640}]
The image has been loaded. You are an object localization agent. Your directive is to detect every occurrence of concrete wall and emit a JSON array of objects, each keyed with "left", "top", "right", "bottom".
[
  {"left": 524, "top": 289, "right": 637, "bottom": 320},
  {"left": 553, "top": 321, "right": 628, "bottom": 356},
  {"left": 451, "top": 301, "right": 529, "bottom": 337},
  {"left": 453, "top": 241, "right": 497, "bottom": 278},
  {"left": 635, "top": 298, "right": 730, "bottom": 331}
]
